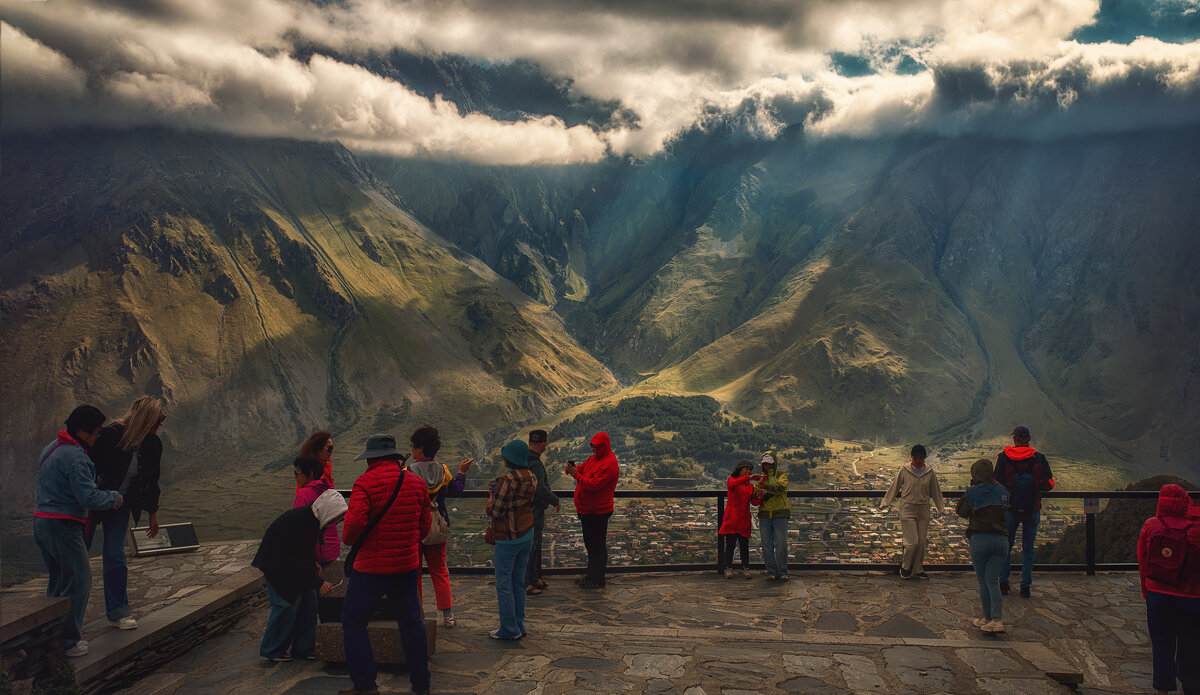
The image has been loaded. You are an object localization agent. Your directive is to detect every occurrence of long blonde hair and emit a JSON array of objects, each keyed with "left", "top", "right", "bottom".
[{"left": 116, "top": 396, "right": 164, "bottom": 451}]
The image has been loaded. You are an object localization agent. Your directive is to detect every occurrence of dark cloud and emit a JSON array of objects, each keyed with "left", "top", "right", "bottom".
[{"left": 1072, "top": 0, "right": 1200, "bottom": 44}]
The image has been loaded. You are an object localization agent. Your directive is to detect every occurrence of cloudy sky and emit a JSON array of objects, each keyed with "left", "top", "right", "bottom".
[{"left": 3, "top": 0, "right": 1199, "bottom": 164}]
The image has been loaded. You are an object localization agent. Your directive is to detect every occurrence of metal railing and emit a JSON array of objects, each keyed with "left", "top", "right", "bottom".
[{"left": 339, "top": 488, "right": 1199, "bottom": 576}]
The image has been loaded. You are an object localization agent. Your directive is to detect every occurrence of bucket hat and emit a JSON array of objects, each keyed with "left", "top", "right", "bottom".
[{"left": 354, "top": 434, "right": 402, "bottom": 461}]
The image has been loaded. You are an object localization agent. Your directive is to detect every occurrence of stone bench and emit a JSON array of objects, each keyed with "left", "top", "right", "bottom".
[{"left": 313, "top": 564, "right": 437, "bottom": 664}]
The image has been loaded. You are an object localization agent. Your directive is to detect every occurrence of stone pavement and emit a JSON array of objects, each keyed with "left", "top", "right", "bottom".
[{"left": 104, "top": 569, "right": 1152, "bottom": 695}]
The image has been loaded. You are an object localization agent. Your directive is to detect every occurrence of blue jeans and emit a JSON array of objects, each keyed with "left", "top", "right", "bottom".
[
  {"left": 494, "top": 538, "right": 533, "bottom": 638},
  {"left": 85, "top": 502, "right": 132, "bottom": 621},
  {"left": 1005, "top": 509, "right": 1040, "bottom": 588},
  {"left": 760, "top": 517, "right": 789, "bottom": 578},
  {"left": 969, "top": 533, "right": 1008, "bottom": 620},
  {"left": 341, "top": 569, "right": 429, "bottom": 692},
  {"left": 1146, "top": 590, "right": 1200, "bottom": 693},
  {"left": 33, "top": 517, "right": 91, "bottom": 647},
  {"left": 260, "top": 580, "right": 317, "bottom": 659}
]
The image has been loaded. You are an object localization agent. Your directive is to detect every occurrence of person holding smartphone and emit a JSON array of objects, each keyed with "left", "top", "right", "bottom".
[{"left": 568, "top": 432, "right": 620, "bottom": 589}]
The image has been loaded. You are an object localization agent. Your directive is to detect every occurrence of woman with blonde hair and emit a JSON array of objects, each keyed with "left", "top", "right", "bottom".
[{"left": 87, "top": 395, "right": 166, "bottom": 630}]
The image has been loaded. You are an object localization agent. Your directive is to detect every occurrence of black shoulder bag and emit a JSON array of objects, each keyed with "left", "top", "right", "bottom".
[{"left": 344, "top": 464, "right": 406, "bottom": 577}]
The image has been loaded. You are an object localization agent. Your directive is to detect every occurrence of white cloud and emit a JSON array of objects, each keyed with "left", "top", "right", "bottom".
[{"left": 2, "top": 0, "right": 1199, "bottom": 163}]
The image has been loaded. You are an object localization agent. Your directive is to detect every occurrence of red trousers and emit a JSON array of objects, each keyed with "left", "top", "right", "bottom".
[{"left": 418, "top": 542, "right": 452, "bottom": 610}]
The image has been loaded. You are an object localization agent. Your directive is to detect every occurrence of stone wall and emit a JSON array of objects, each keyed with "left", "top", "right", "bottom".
[
  {"left": 0, "top": 596, "right": 71, "bottom": 695},
  {"left": 79, "top": 586, "right": 267, "bottom": 695}
]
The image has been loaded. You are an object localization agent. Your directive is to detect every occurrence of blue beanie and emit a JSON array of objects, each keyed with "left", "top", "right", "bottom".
[{"left": 501, "top": 440, "right": 530, "bottom": 467}]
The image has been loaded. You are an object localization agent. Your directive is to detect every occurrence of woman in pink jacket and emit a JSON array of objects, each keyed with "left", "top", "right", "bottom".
[
  {"left": 719, "top": 461, "right": 761, "bottom": 578},
  {"left": 293, "top": 456, "right": 340, "bottom": 566}
]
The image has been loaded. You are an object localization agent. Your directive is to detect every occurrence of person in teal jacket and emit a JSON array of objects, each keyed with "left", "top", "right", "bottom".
[{"left": 752, "top": 451, "right": 790, "bottom": 581}]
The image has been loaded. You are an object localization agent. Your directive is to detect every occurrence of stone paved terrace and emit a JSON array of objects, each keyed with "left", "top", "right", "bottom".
[{"left": 4, "top": 539, "right": 1160, "bottom": 695}]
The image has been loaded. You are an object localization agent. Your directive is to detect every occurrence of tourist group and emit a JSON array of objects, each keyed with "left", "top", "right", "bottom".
[{"left": 31, "top": 401, "right": 1200, "bottom": 694}]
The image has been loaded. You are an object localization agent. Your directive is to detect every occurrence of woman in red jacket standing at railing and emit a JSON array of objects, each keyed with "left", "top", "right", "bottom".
[
  {"left": 719, "top": 460, "right": 761, "bottom": 579},
  {"left": 567, "top": 432, "right": 619, "bottom": 589},
  {"left": 1137, "top": 483, "right": 1200, "bottom": 695}
]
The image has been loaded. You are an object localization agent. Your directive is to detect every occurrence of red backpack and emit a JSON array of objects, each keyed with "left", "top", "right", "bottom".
[{"left": 1145, "top": 517, "right": 1200, "bottom": 587}]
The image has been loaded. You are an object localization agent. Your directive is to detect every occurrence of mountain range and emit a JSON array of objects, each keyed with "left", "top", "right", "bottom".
[{"left": 3, "top": 104, "right": 1199, "bottom": 521}]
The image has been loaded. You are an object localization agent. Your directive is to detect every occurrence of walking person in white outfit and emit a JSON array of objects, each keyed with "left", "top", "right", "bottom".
[{"left": 880, "top": 445, "right": 946, "bottom": 580}]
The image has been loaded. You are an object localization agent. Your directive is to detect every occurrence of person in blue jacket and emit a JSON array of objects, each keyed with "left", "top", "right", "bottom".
[{"left": 33, "top": 405, "right": 123, "bottom": 658}]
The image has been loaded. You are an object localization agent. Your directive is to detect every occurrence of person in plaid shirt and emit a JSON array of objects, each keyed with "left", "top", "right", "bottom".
[{"left": 486, "top": 440, "right": 537, "bottom": 640}]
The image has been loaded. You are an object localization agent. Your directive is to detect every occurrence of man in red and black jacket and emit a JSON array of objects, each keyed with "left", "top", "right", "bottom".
[
  {"left": 993, "top": 426, "right": 1055, "bottom": 599},
  {"left": 340, "top": 434, "right": 432, "bottom": 695}
]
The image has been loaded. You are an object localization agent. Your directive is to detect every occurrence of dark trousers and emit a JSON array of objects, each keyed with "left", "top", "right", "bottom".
[
  {"left": 525, "top": 511, "right": 546, "bottom": 586},
  {"left": 1146, "top": 590, "right": 1200, "bottom": 693},
  {"left": 341, "top": 569, "right": 429, "bottom": 692},
  {"left": 579, "top": 512, "right": 611, "bottom": 585},
  {"left": 722, "top": 534, "right": 749, "bottom": 569}
]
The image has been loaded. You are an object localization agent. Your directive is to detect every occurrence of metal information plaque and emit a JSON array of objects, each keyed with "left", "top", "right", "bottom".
[
  {"left": 1083, "top": 497, "right": 1101, "bottom": 514},
  {"left": 129, "top": 522, "right": 200, "bottom": 557}
]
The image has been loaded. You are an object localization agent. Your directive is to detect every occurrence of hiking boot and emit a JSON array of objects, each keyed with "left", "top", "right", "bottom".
[
  {"left": 724, "top": 568, "right": 735, "bottom": 579},
  {"left": 741, "top": 567, "right": 752, "bottom": 579},
  {"left": 981, "top": 619, "right": 1006, "bottom": 633},
  {"left": 1020, "top": 585, "right": 1031, "bottom": 598},
  {"left": 65, "top": 641, "right": 89, "bottom": 658},
  {"left": 999, "top": 580, "right": 1010, "bottom": 595}
]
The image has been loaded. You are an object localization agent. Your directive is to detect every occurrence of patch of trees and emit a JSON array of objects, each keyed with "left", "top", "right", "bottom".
[{"left": 551, "top": 395, "right": 830, "bottom": 482}]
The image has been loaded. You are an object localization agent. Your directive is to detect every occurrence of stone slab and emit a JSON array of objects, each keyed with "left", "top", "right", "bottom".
[
  {"left": 312, "top": 619, "right": 437, "bottom": 664},
  {"left": 0, "top": 596, "right": 70, "bottom": 644},
  {"left": 1011, "top": 641, "right": 1085, "bottom": 685}
]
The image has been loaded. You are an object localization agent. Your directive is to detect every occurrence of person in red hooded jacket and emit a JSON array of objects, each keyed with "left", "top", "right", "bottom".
[
  {"left": 719, "top": 461, "right": 761, "bottom": 579},
  {"left": 1137, "top": 484, "right": 1200, "bottom": 695},
  {"left": 566, "top": 432, "right": 619, "bottom": 589}
]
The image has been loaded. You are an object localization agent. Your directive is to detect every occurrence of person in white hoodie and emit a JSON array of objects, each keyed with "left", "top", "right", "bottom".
[
  {"left": 251, "top": 489, "right": 348, "bottom": 661},
  {"left": 880, "top": 445, "right": 946, "bottom": 580}
]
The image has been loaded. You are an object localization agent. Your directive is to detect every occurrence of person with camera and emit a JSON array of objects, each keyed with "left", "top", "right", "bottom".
[{"left": 567, "top": 432, "right": 619, "bottom": 589}]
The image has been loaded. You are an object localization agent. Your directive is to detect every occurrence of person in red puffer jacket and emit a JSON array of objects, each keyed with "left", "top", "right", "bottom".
[
  {"left": 566, "top": 432, "right": 619, "bottom": 589},
  {"left": 719, "top": 461, "right": 762, "bottom": 579},
  {"left": 339, "top": 434, "right": 431, "bottom": 695},
  {"left": 1137, "top": 484, "right": 1200, "bottom": 695}
]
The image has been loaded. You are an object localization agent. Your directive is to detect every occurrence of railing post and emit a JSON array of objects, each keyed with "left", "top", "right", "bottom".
[
  {"left": 716, "top": 492, "right": 725, "bottom": 574},
  {"left": 1085, "top": 511, "right": 1097, "bottom": 576}
]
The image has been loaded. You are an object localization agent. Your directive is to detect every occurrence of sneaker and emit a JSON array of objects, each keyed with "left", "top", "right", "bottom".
[
  {"left": 779, "top": 575, "right": 790, "bottom": 582},
  {"left": 766, "top": 575, "right": 778, "bottom": 581},
  {"left": 741, "top": 568, "right": 752, "bottom": 579},
  {"left": 999, "top": 580, "right": 1010, "bottom": 595},
  {"left": 724, "top": 568, "right": 736, "bottom": 579},
  {"left": 65, "top": 641, "right": 89, "bottom": 658},
  {"left": 443, "top": 613, "right": 456, "bottom": 627},
  {"left": 981, "top": 619, "right": 1006, "bottom": 633},
  {"left": 899, "top": 568, "right": 913, "bottom": 580},
  {"left": 915, "top": 572, "right": 930, "bottom": 580},
  {"left": 110, "top": 616, "right": 138, "bottom": 630},
  {"left": 268, "top": 655, "right": 292, "bottom": 662},
  {"left": 1019, "top": 585, "right": 1031, "bottom": 599}
]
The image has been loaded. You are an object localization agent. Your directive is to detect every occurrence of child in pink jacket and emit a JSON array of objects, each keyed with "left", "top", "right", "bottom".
[{"left": 293, "top": 456, "right": 340, "bottom": 566}]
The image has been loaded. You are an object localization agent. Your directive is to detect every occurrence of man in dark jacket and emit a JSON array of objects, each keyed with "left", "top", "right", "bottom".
[
  {"left": 524, "top": 430, "right": 559, "bottom": 595},
  {"left": 252, "top": 489, "right": 345, "bottom": 661},
  {"left": 993, "top": 426, "right": 1055, "bottom": 598}
]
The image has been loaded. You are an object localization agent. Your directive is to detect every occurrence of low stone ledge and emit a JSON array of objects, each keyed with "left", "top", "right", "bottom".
[
  {"left": 73, "top": 567, "right": 266, "bottom": 694},
  {"left": 0, "top": 596, "right": 70, "bottom": 694},
  {"left": 314, "top": 620, "right": 437, "bottom": 664}
]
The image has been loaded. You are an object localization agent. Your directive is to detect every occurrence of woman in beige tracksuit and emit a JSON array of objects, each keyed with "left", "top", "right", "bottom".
[{"left": 880, "top": 445, "right": 945, "bottom": 580}]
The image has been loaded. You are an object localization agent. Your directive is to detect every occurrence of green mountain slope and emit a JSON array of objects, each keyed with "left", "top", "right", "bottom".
[{"left": 0, "top": 131, "right": 618, "bottom": 519}]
